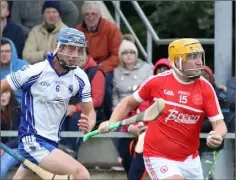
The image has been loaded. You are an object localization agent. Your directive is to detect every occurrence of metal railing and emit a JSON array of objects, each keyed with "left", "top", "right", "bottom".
[
  {"left": 1, "top": 131, "right": 235, "bottom": 179},
  {"left": 112, "top": 1, "right": 215, "bottom": 64},
  {"left": 1, "top": 131, "right": 235, "bottom": 139},
  {"left": 111, "top": 1, "right": 148, "bottom": 61}
]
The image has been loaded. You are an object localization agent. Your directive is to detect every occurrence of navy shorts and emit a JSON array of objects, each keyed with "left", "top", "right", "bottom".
[{"left": 18, "top": 135, "right": 58, "bottom": 169}]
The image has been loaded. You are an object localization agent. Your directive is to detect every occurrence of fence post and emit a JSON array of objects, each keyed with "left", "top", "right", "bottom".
[
  {"left": 213, "top": 139, "right": 234, "bottom": 179},
  {"left": 147, "top": 30, "right": 153, "bottom": 64},
  {"left": 214, "top": 1, "right": 232, "bottom": 85},
  {"left": 114, "top": 1, "right": 120, "bottom": 28}
]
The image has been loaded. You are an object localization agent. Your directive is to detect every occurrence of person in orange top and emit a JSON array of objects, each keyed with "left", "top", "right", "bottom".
[{"left": 75, "top": 1, "right": 122, "bottom": 119}]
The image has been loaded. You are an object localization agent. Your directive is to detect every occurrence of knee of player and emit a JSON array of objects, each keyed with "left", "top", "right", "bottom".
[{"left": 73, "top": 166, "right": 90, "bottom": 180}]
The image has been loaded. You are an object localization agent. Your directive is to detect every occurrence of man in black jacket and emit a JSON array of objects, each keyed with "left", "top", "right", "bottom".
[{"left": 1, "top": 0, "right": 27, "bottom": 58}]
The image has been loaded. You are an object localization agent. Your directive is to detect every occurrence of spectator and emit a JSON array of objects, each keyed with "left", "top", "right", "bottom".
[
  {"left": 76, "top": 1, "right": 122, "bottom": 119},
  {"left": 10, "top": 1, "right": 79, "bottom": 29},
  {"left": 122, "top": 34, "right": 135, "bottom": 43},
  {"left": 22, "top": 1, "right": 67, "bottom": 64},
  {"left": 153, "top": 58, "right": 172, "bottom": 75},
  {"left": 112, "top": 38, "right": 153, "bottom": 109},
  {"left": 226, "top": 76, "right": 235, "bottom": 111},
  {"left": 199, "top": 65, "right": 230, "bottom": 180},
  {"left": 1, "top": 38, "right": 29, "bottom": 104},
  {"left": 60, "top": 48, "right": 105, "bottom": 152},
  {"left": 1, "top": 0, "right": 27, "bottom": 58},
  {"left": 96, "top": 1, "right": 115, "bottom": 23},
  {"left": 74, "top": 1, "right": 115, "bottom": 25},
  {"left": 116, "top": 58, "right": 171, "bottom": 179},
  {"left": 73, "top": 48, "right": 106, "bottom": 126},
  {"left": 226, "top": 76, "right": 235, "bottom": 132},
  {"left": 1, "top": 90, "right": 21, "bottom": 179},
  {"left": 117, "top": 101, "right": 150, "bottom": 180}
]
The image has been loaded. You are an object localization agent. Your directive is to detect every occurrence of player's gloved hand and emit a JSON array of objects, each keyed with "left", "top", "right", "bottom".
[
  {"left": 206, "top": 131, "right": 223, "bottom": 148},
  {"left": 77, "top": 114, "right": 89, "bottom": 134},
  {"left": 98, "top": 120, "right": 110, "bottom": 134}
]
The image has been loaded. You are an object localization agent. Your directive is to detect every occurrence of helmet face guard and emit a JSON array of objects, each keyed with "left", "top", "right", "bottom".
[
  {"left": 168, "top": 39, "right": 205, "bottom": 80},
  {"left": 54, "top": 28, "right": 87, "bottom": 70}
]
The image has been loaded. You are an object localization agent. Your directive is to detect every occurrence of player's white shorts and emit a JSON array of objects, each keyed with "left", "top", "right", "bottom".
[
  {"left": 18, "top": 135, "right": 58, "bottom": 169},
  {"left": 144, "top": 155, "right": 204, "bottom": 180}
]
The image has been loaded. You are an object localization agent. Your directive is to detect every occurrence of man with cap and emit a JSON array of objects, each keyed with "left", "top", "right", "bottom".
[
  {"left": 23, "top": 1, "right": 67, "bottom": 64},
  {"left": 1, "top": 0, "right": 27, "bottom": 58}
]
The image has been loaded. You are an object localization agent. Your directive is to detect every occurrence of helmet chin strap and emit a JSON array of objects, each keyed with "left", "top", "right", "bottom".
[
  {"left": 55, "top": 54, "right": 76, "bottom": 71},
  {"left": 172, "top": 57, "right": 202, "bottom": 81},
  {"left": 184, "top": 72, "right": 201, "bottom": 81},
  {"left": 182, "top": 67, "right": 203, "bottom": 80},
  {"left": 53, "top": 43, "right": 78, "bottom": 71}
]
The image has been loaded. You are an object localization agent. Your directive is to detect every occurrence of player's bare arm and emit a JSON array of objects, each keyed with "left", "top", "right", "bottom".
[
  {"left": 0, "top": 79, "right": 12, "bottom": 94},
  {"left": 207, "top": 119, "right": 227, "bottom": 148},
  {"left": 79, "top": 101, "right": 96, "bottom": 133},
  {"left": 98, "top": 95, "right": 140, "bottom": 133},
  {"left": 211, "top": 119, "right": 227, "bottom": 137},
  {"left": 110, "top": 95, "right": 140, "bottom": 123}
]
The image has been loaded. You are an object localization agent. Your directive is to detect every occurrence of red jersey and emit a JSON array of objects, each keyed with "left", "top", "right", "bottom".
[{"left": 133, "top": 70, "right": 223, "bottom": 161}]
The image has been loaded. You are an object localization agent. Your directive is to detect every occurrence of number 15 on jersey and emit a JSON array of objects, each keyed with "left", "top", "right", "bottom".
[{"left": 179, "top": 95, "right": 188, "bottom": 104}]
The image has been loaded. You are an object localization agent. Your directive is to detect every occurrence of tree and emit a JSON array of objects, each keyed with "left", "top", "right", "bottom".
[
  {"left": 105, "top": 1, "right": 217, "bottom": 67},
  {"left": 142, "top": 1, "right": 215, "bottom": 66},
  {"left": 145, "top": 1, "right": 214, "bottom": 38}
]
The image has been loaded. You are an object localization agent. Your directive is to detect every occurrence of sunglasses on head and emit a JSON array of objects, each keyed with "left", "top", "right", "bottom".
[{"left": 121, "top": 50, "right": 136, "bottom": 55}]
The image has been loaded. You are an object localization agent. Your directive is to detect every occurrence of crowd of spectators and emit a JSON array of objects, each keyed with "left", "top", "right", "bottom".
[{"left": 1, "top": 1, "right": 235, "bottom": 179}]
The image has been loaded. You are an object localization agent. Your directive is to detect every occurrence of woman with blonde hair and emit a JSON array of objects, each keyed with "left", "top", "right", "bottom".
[
  {"left": 112, "top": 36, "right": 153, "bottom": 110},
  {"left": 112, "top": 35, "right": 153, "bottom": 179}
]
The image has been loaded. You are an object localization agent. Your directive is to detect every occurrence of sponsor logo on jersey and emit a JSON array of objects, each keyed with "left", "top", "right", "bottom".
[
  {"left": 164, "top": 89, "right": 174, "bottom": 96},
  {"left": 39, "top": 98, "right": 65, "bottom": 107},
  {"left": 165, "top": 108, "right": 200, "bottom": 124}
]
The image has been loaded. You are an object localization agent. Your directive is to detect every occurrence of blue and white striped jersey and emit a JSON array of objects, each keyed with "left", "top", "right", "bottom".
[{"left": 6, "top": 58, "right": 92, "bottom": 142}]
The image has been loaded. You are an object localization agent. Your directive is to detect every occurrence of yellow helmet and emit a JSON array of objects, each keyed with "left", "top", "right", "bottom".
[{"left": 168, "top": 38, "right": 204, "bottom": 62}]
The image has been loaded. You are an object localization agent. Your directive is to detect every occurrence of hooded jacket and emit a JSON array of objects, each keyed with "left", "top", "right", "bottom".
[
  {"left": 1, "top": 38, "right": 29, "bottom": 104},
  {"left": 153, "top": 58, "right": 171, "bottom": 75}
]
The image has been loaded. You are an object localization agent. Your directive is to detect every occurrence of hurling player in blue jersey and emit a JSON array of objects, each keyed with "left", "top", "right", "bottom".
[{"left": 1, "top": 27, "right": 96, "bottom": 179}]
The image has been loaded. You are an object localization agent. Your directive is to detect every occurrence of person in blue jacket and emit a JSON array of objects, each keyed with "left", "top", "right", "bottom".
[{"left": 1, "top": 37, "right": 30, "bottom": 105}]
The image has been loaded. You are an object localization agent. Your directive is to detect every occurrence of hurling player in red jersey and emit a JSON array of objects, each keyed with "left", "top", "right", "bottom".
[{"left": 98, "top": 38, "right": 227, "bottom": 180}]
